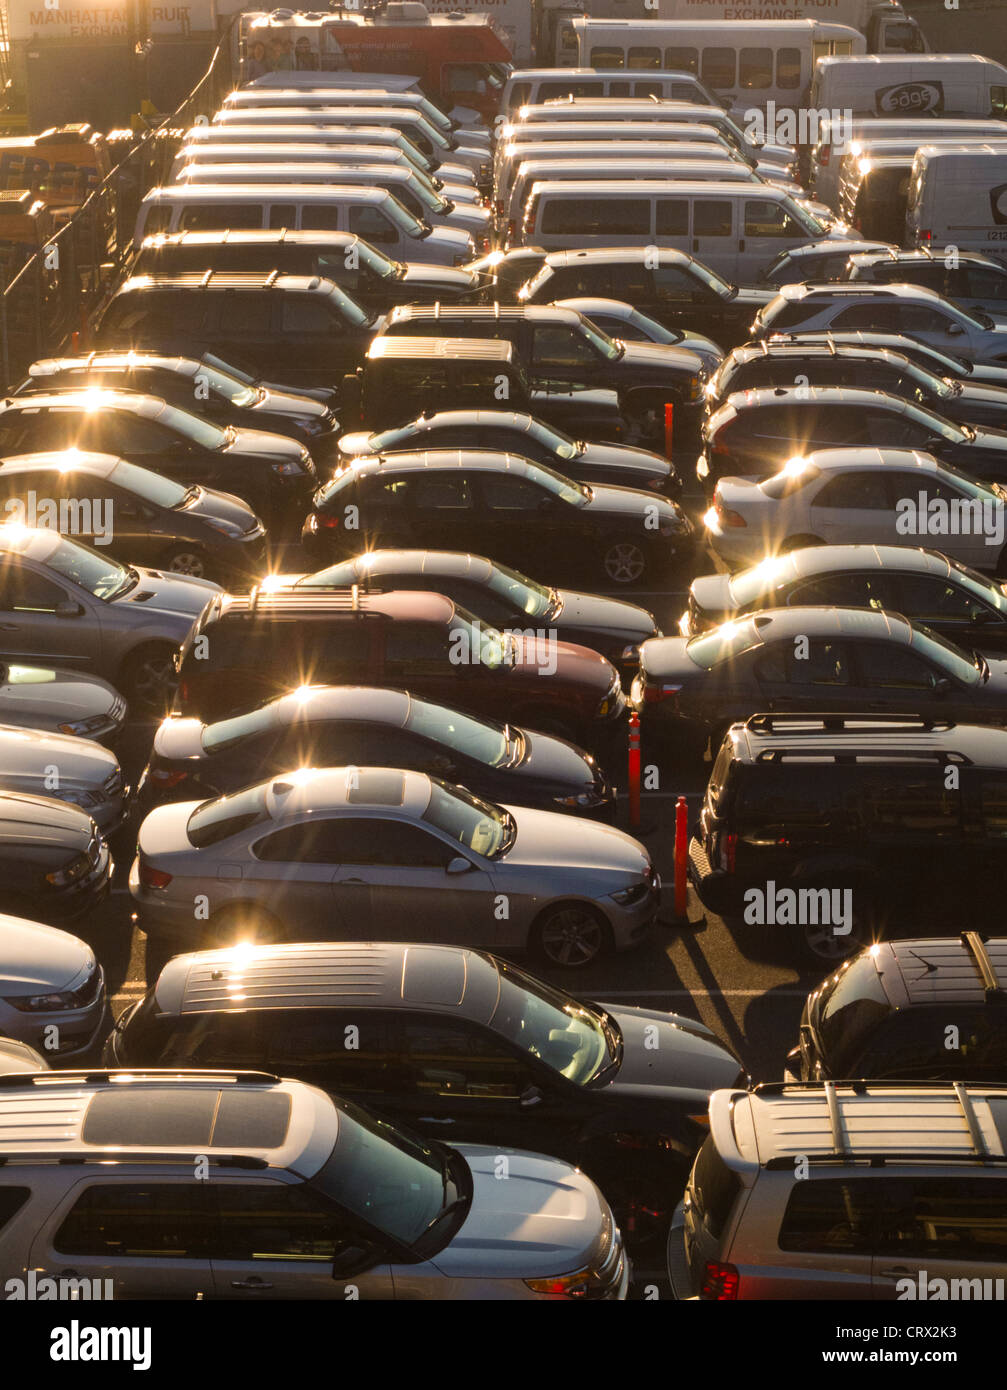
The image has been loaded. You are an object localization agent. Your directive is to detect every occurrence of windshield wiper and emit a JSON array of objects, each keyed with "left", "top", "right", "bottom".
[
  {"left": 109, "top": 565, "right": 139, "bottom": 599},
  {"left": 174, "top": 485, "right": 201, "bottom": 510}
]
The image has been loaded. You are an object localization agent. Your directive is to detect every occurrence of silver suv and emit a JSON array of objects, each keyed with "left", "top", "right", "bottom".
[
  {"left": 0, "top": 1070, "right": 629, "bottom": 1299},
  {"left": 668, "top": 1080, "right": 1007, "bottom": 1300},
  {"left": 0, "top": 526, "right": 220, "bottom": 712}
]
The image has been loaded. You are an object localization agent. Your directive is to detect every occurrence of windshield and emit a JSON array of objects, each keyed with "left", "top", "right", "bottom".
[
  {"left": 201, "top": 703, "right": 282, "bottom": 753},
  {"left": 369, "top": 424, "right": 421, "bottom": 451},
  {"left": 188, "top": 361, "right": 258, "bottom": 406},
  {"left": 524, "top": 415, "right": 579, "bottom": 459},
  {"left": 686, "top": 617, "right": 762, "bottom": 668},
  {"left": 108, "top": 459, "right": 189, "bottom": 510},
  {"left": 314, "top": 1098, "right": 452, "bottom": 1250},
  {"left": 780, "top": 194, "right": 826, "bottom": 237},
  {"left": 519, "top": 263, "right": 552, "bottom": 301},
  {"left": 576, "top": 314, "right": 621, "bottom": 361},
  {"left": 422, "top": 779, "right": 509, "bottom": 857},
  {"left": 383, "top": 192, "right": 427, "bottom": 238},
  {"left": 492, "top": 959, "right": 611, "bottom": 1084},
  {"left": 686, "top": 257, "right": 733, "bottom": 296},
  {"left": 817, "top": 952, "right": 891, "bottom": 1072},
  {"left": 203, "top": 352, "right": 255, "bottom": 385},
  {"left": 909, "top": 622, "right": 982, "bottom": 685},
  {"left": 522, "top": 459, "right": 589, "bottom": 504},
  {"left": 157, "top": 402, "right": 228, "bottom": 449},
  {"left": 485, "top": 560, "right": 553, "bottom": 618},
  {"left": 949, "top": 557, "right": 1007, "bottom": 614},
  {"left": 327, "top": 281, "right": 373, "bottom": 328},
  {"left": 728, "top": 554, "right": 794, "bottom": 607},
  {"left": 405, "top": 697, "right": 508, "bottom": 766},
  {"left": 37, "top": 533, "right": 131, "bottom": 600},
  {"left": 902, "top": 399, "right": 967, "bottom": 442},
  {"left": 187, "top": 783, "right": 270, "bottom": 847},
  {"left": 450, "top": 610, "right": 509, "bottom": 669},
  {"left": 353, "top": 238, "right": 399, "bottom": 279}
]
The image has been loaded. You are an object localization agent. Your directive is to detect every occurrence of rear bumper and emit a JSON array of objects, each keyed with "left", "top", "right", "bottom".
[
  {"left": 667, "top": 1202, "right": 693, "bottom": 1300},
  {"left": 687, "top": 836, "right": 738, "bottom": 917}
]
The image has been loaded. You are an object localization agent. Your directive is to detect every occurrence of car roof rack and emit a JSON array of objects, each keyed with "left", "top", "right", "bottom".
[
  {"left": 745, "top": 713, "right": 953, "bottom": 734},
  {"left": 0, "top": 1067, "right": 282, "bottom": 1088},
  {"left": 0, "top": 1151, "right": 270, "bottom": 1169},
  {"left": 247, "top": 583, "right": 369, "bottom": 616},
  {"left": 961, "top": 929, "right": 1005, "bottom": 1003}
]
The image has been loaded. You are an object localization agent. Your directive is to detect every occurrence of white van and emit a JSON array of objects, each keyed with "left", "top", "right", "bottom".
[
  {"left": 131, "top": 185, "right": 475, "bottom": 265},
  {"left": 210, "top": 106, "right": 488, "bottom": 178},
  {"left": 809, "top": 53, "right": 1007, "bottom": 119},
  {"left": 169, "top": 144, "right": 481, "bottom": 204},
  {"left": 175, "top": 123, "right": 478, "bottom": 187},
  {"left": 811, "top": 115, "right": 1007, "bottom": 206},
  {"left": 503, "top": 156, "right": 773, "bottom": 242},
  {"left": 169, "top": 163, "right": 492, "bottom": 246},
  {"left": 501, "top": 67, "right": 720, "bottom": 113},
  {"left": 906, "top": 145, "right": 1007, "bottom": 264},
  {"left": 835, "top": 134, "right": 1007, "bottom": 231},
  {"left": 568, "top": 18, "right": 865, "bottom": 109},
  {"left": 518, "top": 179, "right": 851, "bottom": 281}
]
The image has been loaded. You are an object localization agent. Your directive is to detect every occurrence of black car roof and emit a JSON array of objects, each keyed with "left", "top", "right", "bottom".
[
  {"left": 732, "top": 714, "right": 1007, "bottom": 771},
  {"left": 366, "top": 336, "right": 516, "bottom": 364},
  {"left": 115, "top": 272, "right": 338, "bottom": 296},
  {"left": 887, "top": 933, "right": 1007, "bottom": 1008},
  {"left": 386, "top": 303, "right": 582, "bottom": 327}
]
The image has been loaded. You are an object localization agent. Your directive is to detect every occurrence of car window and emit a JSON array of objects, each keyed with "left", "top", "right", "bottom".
[
  {"left": 383, "top": 622, "right": 452, "bottom": 674},
  {"left": 739, "top": 47, "right": 773, "bottom": 90},
  {"left": 0, "top": 1187, "right": 30, "bottom": 1233},
  {"left": 89, "top": 413, "right": 175, "bottom": 455},
  {"left": 860, "top": 772, "right": 959, "bottom": 835},
  {"left": 857, "top": 1008, "right": 965, "bottom": 1076},
  {"left": 180, "top": 203, "right": 262, "bottom": 231},
  {"left": 788, "top": 572, "right": 889, "bottom": 609},
  {"left": 812, "top": 471, "right": 889, "bottom": 509},
  {"left": 700, "top": 47, "right": 736, "bottom": 90},
  {"left": 878, "top": 1179, "right": 1007, "bottom": 1260},
  {"left": 266, "top": 1011, "right": 400, "bottom": 1090},
  {"left": 280, "top": 299, "right": 334, "bottom": 334},
  {"left": 375, "top": 474, "right": 472, "bottom": 510},
  {"left": 210, "top": 1183, "right": 351, "bottom": 1261},
  {"left": 348, "top": 207, "right": 395, "bottom": 243},
  {"left": 653, "top": 264, "right": 702, "bottom": 300},
  {"left": 390, "top": 1015, "right": 531, "bottom": 1098},
  {"left": 480, "top": 473, "right": 545, "bottom": 509},
  {"left": 831, "top": 303, "right": 899, "bottom": 332},
  {"left": 779, "top": 1180, "right": 881, "bottom": 1252},
  {"left": 540, "top": 198, "right": 650, "bottom": 237},
  {"left": 0, "top": 409, "right": 77, "bottom": 451},
  {"left": 758, "top": 638, "right": 851, "bottom": 686},
  {"left": 253, "top": 818, "right": 348, "bottom": 864},
  {"left": 55, "top": 1185, "right": 212, "bottom": 1258},
  {"left": 531, "top": 326, "right": 596, "bottom": 366},
  {"left": 961, "top": 267, "right": 1007, "bottom": 300},
  {"left": 854, "top": 642, "right": 938, "bottom": 690},
  {"left": 335, "top": 817, "right": 455, "bottom": 867},
  {"left": 655, "top": 200, "right": 690, "bottom": 237},
  {"left": 745, "top": 199, "right": 803, "bottom": 237},
  {"left": 980, "top": 778, "right": 1007, "bottom": 838},
  {"left": 693, "top": 200, "right": 732, "bottom": 237},
  {"left": 897, "top": 574, "right": 987, "bottom": 622},
  {"left": 0, "top": 563, "right": 67, "bottom": 613}
]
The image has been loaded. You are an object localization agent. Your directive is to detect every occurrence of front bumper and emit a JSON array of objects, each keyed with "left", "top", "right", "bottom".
[
  {"left": 608, "top": 873, "right": 661, "bottom": 952},
  {"left": 47, "top": 842, "right": 113, "bottom": 922}
]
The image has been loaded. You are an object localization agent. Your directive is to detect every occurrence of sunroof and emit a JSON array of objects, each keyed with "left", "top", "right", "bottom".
[
  {"left": 347, "top": 769, "right": 405, "bottom": 806},
  {"left": 82, "top": 1089, "right": 291, "bottom": 1150}
]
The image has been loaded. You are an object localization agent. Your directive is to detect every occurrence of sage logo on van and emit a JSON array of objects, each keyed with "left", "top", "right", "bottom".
[
  {"left": 990, "top": 183, "right": 1007, "bottom": 225},
  {"left": 875, "top": 81, "right": 944, "bottom": 115}
]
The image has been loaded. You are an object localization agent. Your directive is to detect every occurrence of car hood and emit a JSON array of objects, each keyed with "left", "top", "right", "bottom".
[
  {"left": 501, "top": 804, "right": 649, "bottom": 875},
  {"left": 508, "top": 634, "right": 617, "bottom": 695},
  {"left": 980, "top": 655, "right": 1007, "bottom": 694},
  {"left": 441, "top": 203, "right": 491, "bottom": 232},
  {"left": 577, "top": 441, "right": 671, "bottom": 480},
  {"left": 733, "top": 288, "right": 777, "bottom": 311},
  {"left": 114, "top": 565, "right": 222, "bottom": 619},
  {"left": 638, "top": 636, "right": 702, "bottom": 684},
  {"left": 152, "top": 716, "right": 206, "bottom": 762},
  {"left": 223, "top": 427, "right": 308, "bottom": 461},
  {"left": 599, "top": 1003, "right": 742, "bottom": 1097},
  {"left": 585, "top": 483, "right": 682, "bottom": 523},
  {"left": 420, "top": 224, "right": 474, "bottom": 256},
  {"left": 0, "top": 668, "right": 120, "bottom": 727},
  {"left": 966, "top": 426, "right": 1007, "bottom": 452},
  {"left": 253, "top": 389, "right": 330, "bottom": 423},
  {"left": 513, "top": 730, "right": 597, "bottom": 791},
  {"left": 182, "top": 486, "right": 260, "bottom": 532},
  {"left": 0, "top": 724, "right": 118, "bottom": 784},
  {"left": 618, "top": 341, "right": 705, "bottom": 376},
  {"left": 553, "top": 588, "right": 658, "bottom": 642},
  {"left": 0, "top": 792, "right": 96, "bottom": 851},
  {"left": 954, "top": 382, "right": 1007, "bottom": 412},
  {"left": 0, "top": 913, "right": 95, "bottom": 995},
  {"left": 433, "top": 1144, "right": 610, "bottom": 1280},
  {"left": 400, "top": 264, "right": 480, "bottom": 295}
]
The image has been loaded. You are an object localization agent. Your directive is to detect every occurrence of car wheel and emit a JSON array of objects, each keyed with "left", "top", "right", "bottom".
[
  {"left": 161, "top": 545, "right": 208, "bottom": 579},
  {"left": 603, "top": 539, "right": 647, "bottom": 585},
  {"left": 778, "top": 534, "right": 823, "bottom": 553},
  {"left": 531, "top": 902, "right": 612, "bottom": 968},
  {"left": 119, "top": 643, "right": 178, "bottom": 716},
  {"left": 798, "top": 896, "right": 873, "bottom": 964},
  {"left": 208, "top": 905, "right": 282, "bottom": 949}
]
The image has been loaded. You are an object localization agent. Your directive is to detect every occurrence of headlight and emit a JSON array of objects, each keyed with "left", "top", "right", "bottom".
[
  {"left": 620, "top": 644, "right": 641, "bottom": 664},
  {"left": 4, "top": 989, "right": 83, "bottom": 1012},
  {"left": 525, "top": 1267, "right": 596, "bottom": 1298},
  {"left": 203, "top": 517, "right": 241, "bottom": 538},
  {"left": 45, "top": 852, "right": 91, "bottom": 887},
  {"left": 58, "top": 715, "right": 111, "bottom": 736},
  {"left": 553, "top": 790, "right": 603, "bottom": 808},
  {"left": 270, "top": 459, "right": 304, "bottom": 477},
  {"left": 610, "top": 880, "right": 650, "bottom": 906},
  {"left": 53, "top": 789, "right": 102, "bottom": 809},
  {"left": 596, "top": 676, "right": 622, "bottom": 718}
]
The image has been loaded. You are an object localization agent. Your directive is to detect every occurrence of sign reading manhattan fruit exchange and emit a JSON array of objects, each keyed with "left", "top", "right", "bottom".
[{"left": 10, "top": 2, "right": 129, "bottom": 40}]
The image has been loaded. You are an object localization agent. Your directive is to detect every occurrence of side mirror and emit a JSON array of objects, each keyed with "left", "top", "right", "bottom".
[
  {"left": 446, "top": 855, "right": 473, "bottom": 875},
  {"left": 54, "top": 600, "right": 84, "bottom": 617},
  {"left": 934, "top": 677, "right": 953, "bottom": 696},
  {"left": 330, "top": 1242, "right": 380, "bottom": 1280},
  {"left": 946, "top": 323, "right": 965, "bottom": 336},
  {"left": 520, "top": 1085, "right": 544, "bottom": 1108}
]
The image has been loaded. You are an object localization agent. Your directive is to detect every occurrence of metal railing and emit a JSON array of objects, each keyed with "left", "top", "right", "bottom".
[{"left": 0, "top": 22, "right": 238, "bottom": 391}]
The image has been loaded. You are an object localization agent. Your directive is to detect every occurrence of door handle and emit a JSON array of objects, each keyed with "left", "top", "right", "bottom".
[
  {"left": 0, "top": 623, "right": 19, "bottom": 630},
  {"left": 230, "top": 1278, "right": 274, "bottom": 1290},
  {"left": 334, "top": 877, "right": 367, "bottom": 886},
  {"left": 418, "top": 1116, "right": 456, "bottom": 1125},
  {"left": 877, "top": 1266, "right": 911, "bottom": 1277},
  {"left": 738, "top": 238, "right": 745, "bottom": 251}
]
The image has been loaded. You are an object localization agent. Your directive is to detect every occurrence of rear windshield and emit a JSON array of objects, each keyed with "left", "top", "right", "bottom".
[
  {"left": 690, "top": 1136, "right": 740, "bottom": 1240},
  {"left": 187, "top": 784, "right": 270, "bottom": 847},
  {"left": 817, "top": 952, "right": 891, "bottom": 1071},
  {"left": 686, "top": 618, "right": 761, "bottom": 669}
]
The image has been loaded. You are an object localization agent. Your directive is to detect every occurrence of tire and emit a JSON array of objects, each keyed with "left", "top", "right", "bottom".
[
  {"left": 796, "top": 891, "right": 874, "bottom": 964},
  {"left": 530, "top": 901, "right": 612, "bottom": 969},
  {"left": 602, "top": 537, "right": 647, "bottom": 585},
  {"left": 118, "top": 643, "right": 178, "bottom": 717},
  {"left": 207, "top": 904, "right": 282, "bottom": 949},
  {"left": 778, "top": 534, "right": 824, "bottom": 553},
  {"left": 160, "top": 545, "right": 208, "bottom": 579}
]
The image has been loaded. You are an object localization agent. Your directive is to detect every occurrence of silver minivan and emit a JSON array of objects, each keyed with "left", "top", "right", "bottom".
[
  {"left": 501, "top": 67, "right": 721, "bottom": 113},
  {"left": 0, "top": 1070, "right": 629, "bottom": 1300},
  {"left": 132, "top": 185, "right": 475, "bottom": 265},
  {"left": 520, "top": 180, "right": 852, "bottom": 282}
]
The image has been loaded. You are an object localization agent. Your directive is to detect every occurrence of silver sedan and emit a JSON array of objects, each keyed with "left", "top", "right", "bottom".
[
  {"left": 130, "top": 766, "right": 659, "bottom": 970},
  {"left": 0, "top": 724, "right": 128, "bottom": 831}
]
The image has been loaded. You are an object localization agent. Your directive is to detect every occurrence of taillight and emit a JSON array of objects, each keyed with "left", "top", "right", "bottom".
[
  {"left": 920, "top": 228, "right": 932, "bottom": 244},
  {"left": 701, "top": 1261, "right": 740, "bottom": 1300},
  {"left": 150, "top": 768, "right": 189, "bottom": 788},
  {"left": 644, "top": 681, "right": 682, "bottom": 705},
  {"left": 317, "top": 512, "right": 341, "bottom": 530},
  {"left": 819, "top": 145, "right": 831, "bottom": 166},
  {"left": 139, "top": 858, "right": 172, "bottom": 890},
  {"left": 723, "top": 831, "right": 737, "bottom": 874}
]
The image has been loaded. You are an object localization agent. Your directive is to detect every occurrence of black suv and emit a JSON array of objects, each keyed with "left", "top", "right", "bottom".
[
  {"left": 377, "top": 303, "right": 707, "bottom": 445},
  {"left": 516, "top": 247, "right": 773, "bottom": 349},
  {"left": 845, "top": 249, "right": 1007, "bottom": 313},
  {"left": 20, "top": 351, "right": 340, "bottom": 458},
  {"left": 785, "top": 933, "right": 1007, "bottom": 1082},
  {"left": 96, "top": 273, "right": 381, "bottom": 389},
  {"left": 303, "top": 449, "right": 693, "bottom": 587},
  {"left": 134, "top": 229, "right": 484, "bottom": 309},
  {"left": 689, "top": 713, "right": 1007, "bottom": 960},
  {"left": 705, "top": 342, "right": 1007, "bottom": 432},
  {"left": 698, "top": 384, "right": 1007, "bottom": 490}
]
